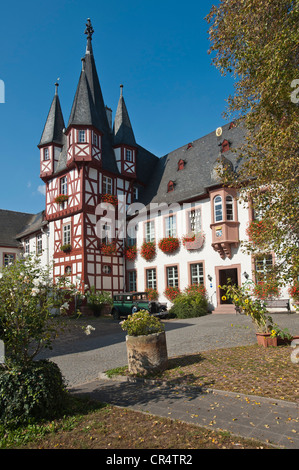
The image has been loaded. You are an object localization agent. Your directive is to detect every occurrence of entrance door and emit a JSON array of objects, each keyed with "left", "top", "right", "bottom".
[{"left": 219, "top": 268, "right": 238, "bottom": 304}]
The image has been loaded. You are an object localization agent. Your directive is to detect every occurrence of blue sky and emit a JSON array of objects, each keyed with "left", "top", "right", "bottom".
[{"left": 0, "top": 0, "right": 236, "bottom": 214}]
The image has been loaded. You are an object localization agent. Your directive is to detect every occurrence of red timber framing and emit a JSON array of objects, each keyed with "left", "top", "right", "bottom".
[
  {"left": 113, "top": 145, "right": 137, "bottom": 177},
  {"left": 40, "top": 144, "right": 63, "bottom": 181},
  {"left": 66, "top": 126, "right": 102, "bottom": 166}
]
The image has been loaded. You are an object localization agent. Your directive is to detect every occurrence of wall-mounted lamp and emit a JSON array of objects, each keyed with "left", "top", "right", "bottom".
[
  {"left": 207, "top": 275, "right": 212, "bottom": 282},
  {"left": 243, "top": 272, "right": 249, "bottom": 280}
]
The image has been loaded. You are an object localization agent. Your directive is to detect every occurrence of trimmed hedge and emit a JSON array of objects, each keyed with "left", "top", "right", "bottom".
[{"left": 0, "top": 360, "right": 68, "bottom": 427}]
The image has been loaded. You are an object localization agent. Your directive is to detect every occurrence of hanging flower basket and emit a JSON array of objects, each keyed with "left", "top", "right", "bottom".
[
  {"left": 158, "top": 237, "right": 180, "bottom": 254},
  {"left": 101, "top": 242, "right": 117, "bottom": 255},
  {"left": 164, "top": 286, "right": 181, "bottom": 302},
  {"left": 124, "top": 245, "right": 137, "bottom": 261},
  {"left": 182, "top": 232, "right": 205, "bottom": 250},
  {"left": 55, "top": 194, "right": 69, "bottom": 204},
  {"left": 101, "top": 193, "right": 118, "bottom": 207},
  {"left": 140, "top": 241, "right": 156, "bottom": 261},
  {"left": 60, "top": 243, "right": 72, "bottom": 253}
]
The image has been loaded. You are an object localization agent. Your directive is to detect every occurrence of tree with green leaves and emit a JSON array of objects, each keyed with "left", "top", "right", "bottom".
[{"left": 206, "top": 0, "right": 299, "bottom": 285}]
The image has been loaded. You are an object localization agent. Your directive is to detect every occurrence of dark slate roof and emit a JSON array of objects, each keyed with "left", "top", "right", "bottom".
[
  {"left": 15, "top": 211, "right": 47, "bottom": 239},
  {"left": 38, "top": 89, "right": 65, "bottom": 147},
  {"left": 0, "top": 210, "right": 35, "bottom": 247},
  {"left": 138, "top": 122, "right": 246, "bottom": 206},
  {"left": 113, "top": 87, "right": 136, "bottom": 147}
]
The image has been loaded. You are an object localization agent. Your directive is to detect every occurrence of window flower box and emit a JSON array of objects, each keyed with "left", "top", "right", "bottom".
[
  {"left": 253, "top": 281, "right": 280, "bottom": 300},
  {"left": 140, "top": 241, "right": 156, "bottom": 261},
  {"left": 60, "top": 243, "right": 72, "bottom": 253},
  {"left": 158, "top": 237, "right": 180, "bottom": 254},
  {"left": 164, "top": 286, "right": 181, "bottom": 302},
  {"left": 182, "top": 232, "right": 205, "bottom": 250},
  {"left": 101, "top": 194, "right": 118, "bottom": 207},
  {"left": 101, "top": 242, "right": 117, "bottom": 255},
  {"left": 124, "top": 245, "right": 137, "bottom": 261},
  {"left": 145, "top": 287, "right": 159, "bottom": 301},
  {"left": 55, "top": 194, "right": 69, "bottom": 204}
]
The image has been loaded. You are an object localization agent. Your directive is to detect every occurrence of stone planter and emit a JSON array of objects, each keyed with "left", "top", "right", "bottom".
[{"left": 126, "top": 331, "right": 168, "bottom": 376}]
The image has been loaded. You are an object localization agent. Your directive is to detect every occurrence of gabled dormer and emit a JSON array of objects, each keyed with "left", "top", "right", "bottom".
[
  {"left": 38, "top": 83, "right": 65, "bottom": 181},
  {"left": 113, "top": 85, "right": 137, "bottom": 178}
]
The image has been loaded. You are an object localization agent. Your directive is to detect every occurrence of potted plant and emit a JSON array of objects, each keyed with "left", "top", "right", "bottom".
[
  {"left": 222, "top": 281, "right": 292, "bottom": 347},
  {"left": 121, "top": 310, "right": 168, "bottom": 375},
  {"left": 182, "top": 232, "right": 205, "bottom": 250},
  {"left": 85, "top": 287, "right": 113, "bottom": 317},
  {"left": 158, "top": 237, "right": 180, "bottom": 254},
  {"left": 140, "top": 241, "right": 156, "bottom": 261}
]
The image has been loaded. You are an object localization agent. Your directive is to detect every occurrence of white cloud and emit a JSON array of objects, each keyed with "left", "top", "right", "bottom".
[{"left": 37, "top": 184, "right": 46, "bottom": 196}]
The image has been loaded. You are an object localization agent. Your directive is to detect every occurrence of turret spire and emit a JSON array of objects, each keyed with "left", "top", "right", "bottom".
[{"left": 84, "top": 18, "right": 94, "bottom": 54}]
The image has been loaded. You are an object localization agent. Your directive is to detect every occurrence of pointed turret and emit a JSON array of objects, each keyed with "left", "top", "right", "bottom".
[
  {"left": 38, "top": 83, "right": 65, "bottom": 180},
  {"left": 39, "top": 82, "right": 65, "bottom": 147},
  {"left": 113, "top": 84, "right": 137, "bottom": 177},
  {"left": 113, "top": 84, "right": 136, "bottom": 147}
]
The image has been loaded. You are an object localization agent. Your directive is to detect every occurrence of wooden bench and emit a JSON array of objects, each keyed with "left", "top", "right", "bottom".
[
  {"left": 235, "top": 299, "right": 291, "bottom": 314},
  {"left": 264, "top": 299, "right": 290, "bottom": 313}
]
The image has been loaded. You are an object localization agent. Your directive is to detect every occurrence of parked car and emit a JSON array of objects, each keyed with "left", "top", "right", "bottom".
[{"left": 111, "top": 292, "right": 168, "bottom": 320}]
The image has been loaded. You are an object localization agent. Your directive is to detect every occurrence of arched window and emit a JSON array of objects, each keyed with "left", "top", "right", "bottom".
[
  {"left": 214, "top": 195, "right": 223, "bottom": 222},
  {"left": 226, "top": 195, "right": 234, "bottom": 220}
]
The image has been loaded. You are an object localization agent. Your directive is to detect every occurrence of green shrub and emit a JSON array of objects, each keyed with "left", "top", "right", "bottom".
[
  {"left": 121, "top": 310, "right": 165, "bottom": 336},
  {"left": 86, "top": 287, "right": 113, "bottom": 317},
  {"left": 0, "top": 360, "right": 68, "bottom": 427},
  {"left": 169, "top": 290, "right": 208, "bottom": 319}
]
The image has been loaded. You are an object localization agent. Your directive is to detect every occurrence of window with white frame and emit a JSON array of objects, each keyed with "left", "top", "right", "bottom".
[
  {"left": 190, "top": 263, "right": 204, "bottom": 285},
  {"left": 36, "top": 234, "right": 42, "bottom": 254},
  {"left": 63, "top": 224, "right": 71, "bottom": 246},
  {"left": 165, "top": 215, "right": 176, "bottom": 237},
  {"left": 166, "top": 266, "right": 178, "bottom": 287},
  {"left": 102, "top": 176, "right": 113, "bottom": 194},
  {"left": 133, "top": 186, "right": 138, "bottom": 201},
  {"left": 78, "top": 130, "right": 86, "bottom": 143},
  {"left": 4, "top": 253, "right": 15, "bottom": 267},
  {"left": 126, "top": 149, "right": 132, "bottom": 162},
  {"left": 226, "top": 195, "right": 234, "bottom": 221},
  {"left": 214, "top": 195, "right": 223, "bottom": 222},
  {"left": 25, "top": 239, "right": 30, "bottom": 254},
  {"left": 145, "top": 221, "right": 155, "bottom": 242},
  {"left": 60, "top": 176, "right": 67, "bottom": 195},
  {"left": 43, "top": 148, "right": 49, "bottom": 161},
  {"left": 146, "top": 268, "right": 157, "bottom": 289},
  {"left": 128, "top": 271, "right": 137, "bottom": 292},
  {"left": 188, "top": 208, "right": 201, "bottom": 232}
]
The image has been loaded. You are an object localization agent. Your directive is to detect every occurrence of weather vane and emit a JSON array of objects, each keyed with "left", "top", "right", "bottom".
[{"left": 84, "top": 18, "right": 94, "bottom": 40}]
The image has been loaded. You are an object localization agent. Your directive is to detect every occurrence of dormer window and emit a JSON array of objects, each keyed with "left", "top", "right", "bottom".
[
  {"left": 78, "top": 130, "right": 86, "bottom": 143},
  {"left": 229, "top": 121, "right": 236, "bottom": 129},
  {"left": 187, "top": 143, "right": 193, "bottom": 150},
  {"left": 167, "top": 181, "right": 174, "bottom": 192},
  {"left": 93, "top": 132, "right": 98, "bottom": 146},
  {"left": 43, "top": 148, "right": 49, "bottom": 161},
  {"left": 126, "top": 149, "right": 132, "bottom": 162},
  {"left": 178, "top": 159, "right": 185, "bottom": 171},
  {"left": 221, "top": 140, "right": 230, "bottom": 152}
]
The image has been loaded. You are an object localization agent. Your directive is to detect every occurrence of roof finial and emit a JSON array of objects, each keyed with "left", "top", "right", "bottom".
[
  {"left": 85, "top": 18, "right": 94, "bottom": 40},
  {"left": 120, "top": 84, "right": 123, "bottom": 97},
  {"left": 55, "top": 79, "right": 60, "bottom": 95}
]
